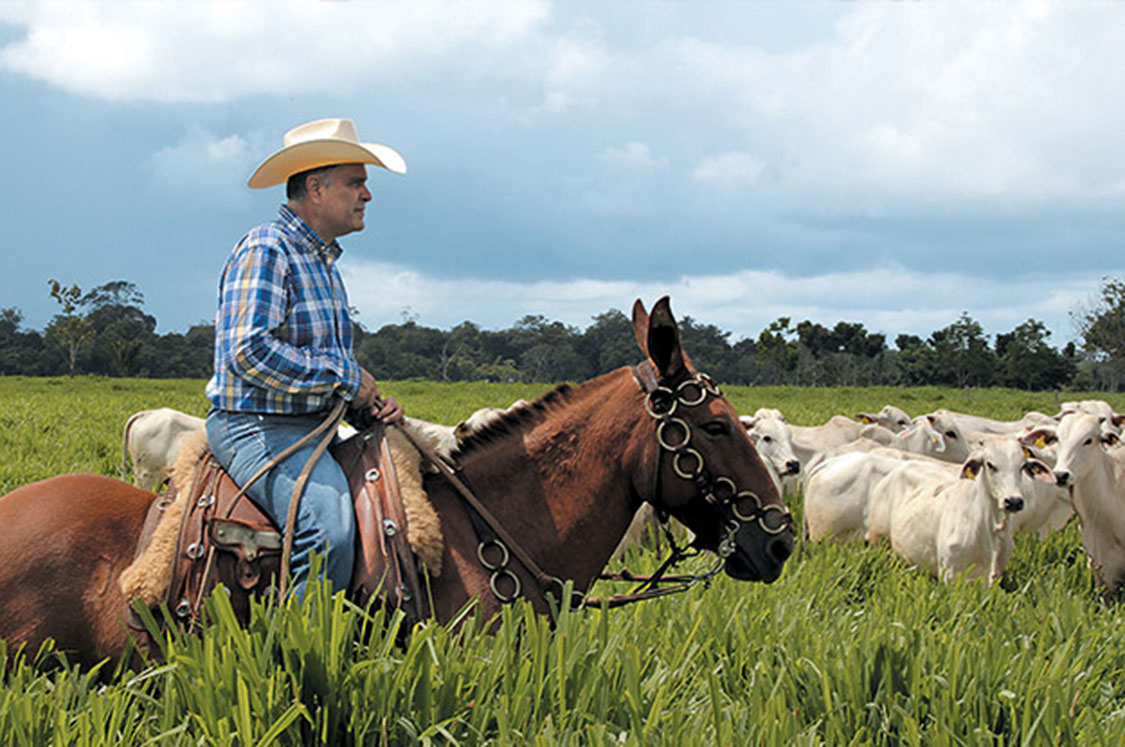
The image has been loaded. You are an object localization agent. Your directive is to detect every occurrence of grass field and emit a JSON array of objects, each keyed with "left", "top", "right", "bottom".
[{"left": 2, "top": 376, "right": 1125, "bottom": 745}]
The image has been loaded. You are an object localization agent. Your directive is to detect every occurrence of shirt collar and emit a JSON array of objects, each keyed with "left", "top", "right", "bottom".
[{"left": 277, "top": 204, "right": 343, "bottom": 263}]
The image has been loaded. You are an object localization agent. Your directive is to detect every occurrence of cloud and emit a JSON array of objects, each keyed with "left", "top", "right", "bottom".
[
  {"left": 149, "top": 127, "right": 254, "bottom": 208},
  {"left": 340, "top": 258, "right": 1098, "bottom": 343},
  {"left": 668, "top": 1, "right": 1125, "bottom": 207},
  {"left": 691, "top": 151, "right": 764, "bottom": 192},
  {"left": 0, "top": 0, "right": 550, "bottom": 102}
]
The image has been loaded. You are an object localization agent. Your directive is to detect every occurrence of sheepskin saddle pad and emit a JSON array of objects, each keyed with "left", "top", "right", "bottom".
[{"left": 119, "top": 422, "right": 444, "bottom": 624}]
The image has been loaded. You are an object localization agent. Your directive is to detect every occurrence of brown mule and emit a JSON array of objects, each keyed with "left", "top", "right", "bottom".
[{"left": 0, "top": 298, "right": 794, "bottom": 667}]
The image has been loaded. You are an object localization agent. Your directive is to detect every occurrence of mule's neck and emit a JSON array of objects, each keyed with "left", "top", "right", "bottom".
[{"left": 454, "top": 368, "right": 653, "bottom": 590}]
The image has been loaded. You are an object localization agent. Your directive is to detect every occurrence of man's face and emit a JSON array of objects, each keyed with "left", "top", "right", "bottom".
[{"left": 312, "top": 163, "right": 371, "bottom": 240}]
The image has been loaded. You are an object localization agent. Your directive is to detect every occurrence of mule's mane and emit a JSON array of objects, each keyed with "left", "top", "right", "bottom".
[{"left": 452, "top": 383, "right": 575, "bottom": 459}]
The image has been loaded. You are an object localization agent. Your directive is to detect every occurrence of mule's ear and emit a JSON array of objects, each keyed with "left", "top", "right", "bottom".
[
  {"left": 647, "top": 296, "right": 687, "bottom": 380},
  {"left": 631, "top": 299, "right": 650, "bottom": 358}
]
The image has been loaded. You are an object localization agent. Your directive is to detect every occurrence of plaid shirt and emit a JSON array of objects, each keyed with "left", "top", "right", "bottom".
[{"left": 206, "top": 205, "right": 363, "bottom": 414}]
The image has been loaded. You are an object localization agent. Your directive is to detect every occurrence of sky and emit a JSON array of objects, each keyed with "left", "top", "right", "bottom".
[{"left": 1, "top": 0, "right": 1123, "bottom": 349}]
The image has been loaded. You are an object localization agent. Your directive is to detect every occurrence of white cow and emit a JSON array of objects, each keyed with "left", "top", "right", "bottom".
[
  {"left": 854, "top": 405, "right": 913, "bottom": 433},
  {"left": 121, "top": 408, "right": 206, "bottom": 491},
  {"left": 803, "top": 448, "right": 954, "bottom": 543},
  {"left": 922, "top": 408, "right": 1050, "bottom": 440},
  {"left": 885, "top": 436, "right": 1054, "bottom": 585},
  {"left": 738, "top": 414, "right": 801, "bottom": 489},
  {"left": 1023, "top": 414, "right": 1125, "bottom": 591}
]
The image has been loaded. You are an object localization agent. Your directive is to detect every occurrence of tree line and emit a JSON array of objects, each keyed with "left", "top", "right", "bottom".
[{"left": 2, "top": 278, "right": 1123, "bottom": 391}]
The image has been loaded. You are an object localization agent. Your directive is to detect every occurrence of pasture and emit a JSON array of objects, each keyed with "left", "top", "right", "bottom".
[{"left": 2, "top": 376, "right": 1125, "bottom": 744}]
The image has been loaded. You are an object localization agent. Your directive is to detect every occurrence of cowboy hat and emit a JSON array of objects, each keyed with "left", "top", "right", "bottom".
[{"left": 247, "top": 118, "right": 406, "bottom": 188}]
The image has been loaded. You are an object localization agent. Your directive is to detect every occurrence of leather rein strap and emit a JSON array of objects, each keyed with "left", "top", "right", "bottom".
[{"left": 195, "top": 397, "right": 348, "bottom": 602}]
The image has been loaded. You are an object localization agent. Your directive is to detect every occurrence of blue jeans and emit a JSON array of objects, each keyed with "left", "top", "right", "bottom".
[{"left": 206, "top": 409, "right": 355, "bottom": 599}]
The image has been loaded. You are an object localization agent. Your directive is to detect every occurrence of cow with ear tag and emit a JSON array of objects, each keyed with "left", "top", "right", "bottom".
[
  {"left": 886, "top": 436, "right": 1054, "bottom": 585},
  {"left": 1023, "top": 414, "right": 1125, "bottom": 591}
]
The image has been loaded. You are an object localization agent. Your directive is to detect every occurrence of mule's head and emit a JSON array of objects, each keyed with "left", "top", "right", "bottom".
[{"left": 628, "top": 297, "right": 794, "bottom": 583}]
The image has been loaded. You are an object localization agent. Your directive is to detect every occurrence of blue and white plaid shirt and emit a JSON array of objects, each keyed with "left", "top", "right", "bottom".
[{"left": 206, "top": 205, "right": 363, "bottom": 414}]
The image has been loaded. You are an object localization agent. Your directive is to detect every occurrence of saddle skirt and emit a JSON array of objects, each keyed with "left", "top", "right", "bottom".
[{"left": 121, "top": 422, "right": 437, "bottom": 640}]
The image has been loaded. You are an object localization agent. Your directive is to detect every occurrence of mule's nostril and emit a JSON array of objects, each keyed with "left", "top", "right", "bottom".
[{"left": 769, "top": 534, "right": 793, "bottom": 562}]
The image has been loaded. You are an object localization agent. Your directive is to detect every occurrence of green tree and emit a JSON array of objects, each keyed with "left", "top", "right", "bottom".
[
  {"left": 995, "top": 319, "right": 1075, "bottom": 391},
  {"left": 1076, "top": 276, "right": 1125, "bottom": 390},
  {"left": 46, "top": 279, "right": 94, "bottom": 377},
  {"left": 929, "top": 312, "right": 996, "bottom": 388}
]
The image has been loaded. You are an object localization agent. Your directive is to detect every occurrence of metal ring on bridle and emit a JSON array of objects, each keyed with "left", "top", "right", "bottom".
[
  {"left": 758, "top": 505, "right": 792, "bottom": 535},
  {"left": 730, "top": 490, "right": 764, "bottom": 522},
  {"left": 477, "top": 539, "right": 510, "bottom": 571},
  {"left": 675, "top": 378, "right": 709, "bottom": 407},
  {"left": 490, "top": 568, "right": 522, "bottom": 603},
  {"left": 673, "top": 448, "right": 705, "bottom": 480},
  {"left": 658, "top": 418, "right": 692, "bottom": 452},
  {"left": 644, "top": 386, "right": 677, "bottom": 418},
  {"left": 710, "top": 476, "right": 737, "bottom": 503}
]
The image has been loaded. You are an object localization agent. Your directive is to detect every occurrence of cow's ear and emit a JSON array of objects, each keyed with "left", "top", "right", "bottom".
[
  {"left": 856, "top": 413, "right": 874, "bottom": 424},
  {"left": 1103, "top": 431, "right": 1121, "bottom": 447},
  {"left": 1112, "top": 413, "right": 1125, "bottom": 429},
  {"left": 631, "top": 299, "right": 650, "bottom": 359},
  {"left": 646, "top": 297, "right": 688, "bottom": 380},
  {"left": 961, "top": 458, "right": 982, "bottom": 480},
  {"left": 740, "top": 415, "right": 757, "bottom": 430},
  {"left": 1025, "top": 459, "right": 1055, "bottom": 483},
  {"left": 1020, "top": 428, "right": 1055, "bottom": 449}
]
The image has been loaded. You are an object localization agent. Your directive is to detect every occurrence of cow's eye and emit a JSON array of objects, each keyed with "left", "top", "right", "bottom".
[
  {"left": 986, "top": 462, "right": 997, "bottom": 472},
  {"left": 762, "top": 435, "right": 773, "bottom": 443},
  {"left": 1083, "top": 438, "right": 1093, "bottom": 446},
  {"left": 946, "top": 431, "right": 958, "bottom": 439}
]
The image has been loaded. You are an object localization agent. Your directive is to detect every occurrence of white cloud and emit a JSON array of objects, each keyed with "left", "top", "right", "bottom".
[
  {"left": 149, "top": 127, "right": 253, "bottom": 208},
  {"left": 0, "top": 0, "right": 550, "bottom": 102},
  {"left": 341, "top": 258, "right": 1098, "bottom": 343},
  {"left": 598, "top": 142, "right": 667, "bottom": 172},
  {"left": 668, "top": 1, "right": 1125, "bottom": 206},
  {"left": 691, "top": 151, "right": 764, "bottom": 192}
]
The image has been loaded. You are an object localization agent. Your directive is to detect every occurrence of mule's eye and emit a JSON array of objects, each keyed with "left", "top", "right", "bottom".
[{"left": 701, "top": 421, "right": 730, "bottom": 437}]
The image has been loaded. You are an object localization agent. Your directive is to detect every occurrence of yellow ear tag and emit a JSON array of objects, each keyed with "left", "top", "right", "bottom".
[
  {"left": 1036, "top": 435, "right": 1047, "bottom": 449},
  {"left": 860, "top": 416, "right": 872, "bottom": 424},
  {"left": 965, "top": 465, "right": 978, "bottom": 480},
  {"left": 1022, "top": 447, "right": 1032, "bottom": 458}
]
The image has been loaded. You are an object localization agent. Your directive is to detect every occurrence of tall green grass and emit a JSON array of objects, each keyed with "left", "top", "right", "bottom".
[{"left": 2, "top": 377, "right": 1125, "bottom": 744}]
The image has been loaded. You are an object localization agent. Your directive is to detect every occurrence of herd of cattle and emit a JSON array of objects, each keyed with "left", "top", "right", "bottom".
[{"left": 122, "top": 398, "right": 1125, "bottom": 591}]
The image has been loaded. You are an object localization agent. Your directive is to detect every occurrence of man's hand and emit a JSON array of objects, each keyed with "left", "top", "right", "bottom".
[
  {"left": 354, "top": 368, "right": 405, "bottom": 424},
  {"left": 373, "top": 396, "right": 405, "bottom": 425},
  {"left": 354, "top": 369, "right": 380, "bottom": 410}
]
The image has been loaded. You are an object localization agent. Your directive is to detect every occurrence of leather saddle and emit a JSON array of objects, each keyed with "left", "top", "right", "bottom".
[{"left": 127, "top": 422, "right": 427, "bottom": 646}]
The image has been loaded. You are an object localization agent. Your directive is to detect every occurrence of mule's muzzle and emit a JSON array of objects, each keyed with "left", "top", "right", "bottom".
[
  {"left": 723, "top": 524, "right": 794, "bottom": 583},
  {"left": 1003, "top": 496, "right": 1024, "bottom": 512}
]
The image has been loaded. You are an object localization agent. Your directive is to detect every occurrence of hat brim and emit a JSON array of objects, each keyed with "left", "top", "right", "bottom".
[{"left": 247, "top": 139, "right": 406, "bottom": 188}]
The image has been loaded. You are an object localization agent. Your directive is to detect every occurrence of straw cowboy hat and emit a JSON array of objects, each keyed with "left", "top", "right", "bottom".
[{"left": 247, "top": 118, "right": 407, "bottom": 188}]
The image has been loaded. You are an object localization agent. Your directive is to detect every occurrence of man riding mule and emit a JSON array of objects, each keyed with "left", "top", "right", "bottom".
[
  {"left": 205, "top": 118, "right": 407, "bottom": 599},
  {"left": 0, "top": 296, "right": 794, "bottom": 667}
]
